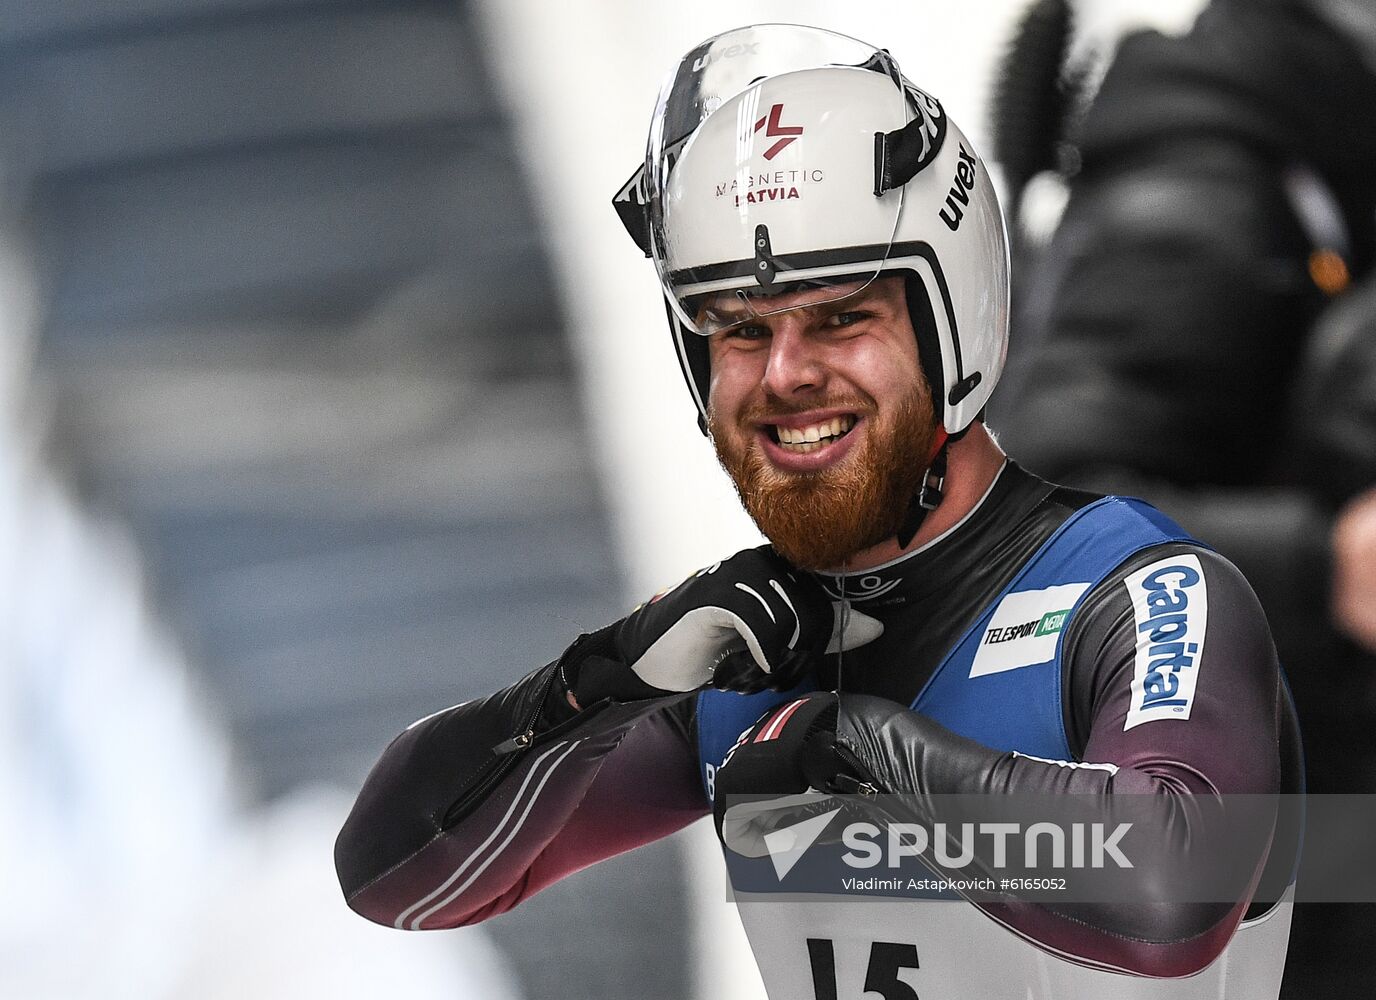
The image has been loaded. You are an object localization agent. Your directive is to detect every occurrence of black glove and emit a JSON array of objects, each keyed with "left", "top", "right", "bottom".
[
  {"left": 570, "top": 546, "right": 882, "bottom": 705},
  {"left": 711, "top": 691, "right": 887, "bottom": 857}
]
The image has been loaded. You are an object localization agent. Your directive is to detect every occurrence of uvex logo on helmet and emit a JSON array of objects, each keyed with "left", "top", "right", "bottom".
[{"left": 754, "top": 104, "right": 803, "bottom": 160}]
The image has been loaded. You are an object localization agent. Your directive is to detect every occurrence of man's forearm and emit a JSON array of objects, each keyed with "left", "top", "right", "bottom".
[
  {"left": 835, "top": 694, "right": 1276, "bottom": 977},
  {"left": 334, "top": 651, "right": 687, "bottom": 929}
]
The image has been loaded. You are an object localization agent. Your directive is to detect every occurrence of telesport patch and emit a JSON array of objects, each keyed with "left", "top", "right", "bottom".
[
  {"left": 968, "top": 582, "right": 1092, "bottom": 678},
  {"left": 1123, "top": 553, "right": 1208, "bottom": 731}
]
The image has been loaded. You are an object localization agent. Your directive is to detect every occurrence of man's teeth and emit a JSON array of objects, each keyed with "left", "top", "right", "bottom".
[{"left": 775, "top": 415, "right": 857, "bottom": 452}]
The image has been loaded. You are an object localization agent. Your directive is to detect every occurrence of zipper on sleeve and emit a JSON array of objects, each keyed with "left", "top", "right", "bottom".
[
  {"left": 441, "top": 666, "right": 561, "bottom": 829},
  {"left": 493, "top": 730, "right": 534, "bottom": 755},
  {"left": 833, "top": 738, "right": 888, "bottom": 796}
]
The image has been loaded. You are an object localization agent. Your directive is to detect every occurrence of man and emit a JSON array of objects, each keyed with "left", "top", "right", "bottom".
[{"left": 336, "top": 24, "right": 1300, "bottom": 998}]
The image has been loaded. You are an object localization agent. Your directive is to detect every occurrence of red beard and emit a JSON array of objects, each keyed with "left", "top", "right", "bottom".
[{"left": 710, "top": 380, "right": 937, "bottom": 571}]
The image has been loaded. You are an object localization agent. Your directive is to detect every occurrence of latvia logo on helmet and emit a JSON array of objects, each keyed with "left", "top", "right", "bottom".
[{"left": 753, "top": 104, "right": 803, "bottom": 160}]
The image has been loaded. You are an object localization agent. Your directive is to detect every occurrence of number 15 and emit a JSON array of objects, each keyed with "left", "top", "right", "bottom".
[{"left": 807, "top": 938, "right": 921, "bottom": 999}]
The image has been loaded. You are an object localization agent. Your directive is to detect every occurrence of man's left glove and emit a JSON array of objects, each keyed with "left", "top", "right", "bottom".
[
  {"left": 711, "top": 691, "right": 887, "bottom": 857},
  {"left": 711, "top": 689, "right": 1022, "bottom": 855}
]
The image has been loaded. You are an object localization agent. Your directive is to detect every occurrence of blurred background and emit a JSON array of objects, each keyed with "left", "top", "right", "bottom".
[{"left": 14, "top": 0, "right": 1373, "bottom": 998}]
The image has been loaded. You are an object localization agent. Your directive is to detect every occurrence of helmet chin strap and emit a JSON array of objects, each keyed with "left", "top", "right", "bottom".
[{"left": 895, "top": 428, "right": 951, "bottom": 549}]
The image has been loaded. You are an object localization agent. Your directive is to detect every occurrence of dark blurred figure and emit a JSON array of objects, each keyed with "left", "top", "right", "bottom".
[{"left": 991, "top": 0, "right": 1376, "bottom": 994}]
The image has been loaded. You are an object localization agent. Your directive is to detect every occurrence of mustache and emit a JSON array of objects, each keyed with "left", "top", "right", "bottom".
[{"left": 730, "top": 394, "right": 878, "bottom": 425}]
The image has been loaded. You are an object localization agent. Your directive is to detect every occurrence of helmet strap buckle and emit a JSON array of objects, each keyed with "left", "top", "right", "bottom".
[
  {"left": 895, "top": 436, "right": 949, "bottom": 548},
  {"left": 917, "top": 458, "right": 946, "bottom": 512}
]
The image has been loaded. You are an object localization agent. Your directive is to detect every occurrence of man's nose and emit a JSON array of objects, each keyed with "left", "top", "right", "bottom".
[{"left": 760, "top": 323, "right": 826, "bottom": 399}]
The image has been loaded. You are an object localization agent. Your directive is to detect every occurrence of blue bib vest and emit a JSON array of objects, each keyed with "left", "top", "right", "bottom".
[{"left": 697, "top": 497, "right": 1194, "bottom": 795}]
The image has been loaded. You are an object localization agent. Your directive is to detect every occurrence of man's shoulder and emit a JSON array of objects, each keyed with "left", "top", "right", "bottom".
[
  {"left": 960, "top": 464, "right": 1200, "bottom": 598},
  {"left": 1105, "top": 541, "right": 1248, "bottom": 596},
  {"left": 1071, "top": 540, "right": 1263, "bottom": 653},
  {"left": 1051, "top": 491, "right": 1240, "bottom": 605},
  {"left": 1008, "top": 464, "right": 1197, "bottom": 550},
  {"left": 993, "top": 480, "right": 1243, "bottom": 638}
]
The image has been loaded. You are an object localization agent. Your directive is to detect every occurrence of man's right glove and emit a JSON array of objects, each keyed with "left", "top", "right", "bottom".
[{"left": 566, "top": 545, "right": 883, "bottom": 705}]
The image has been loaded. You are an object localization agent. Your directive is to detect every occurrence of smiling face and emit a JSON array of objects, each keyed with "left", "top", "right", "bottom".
[{"left": 705, "top": 276, "right": 938, "bottom": 571}]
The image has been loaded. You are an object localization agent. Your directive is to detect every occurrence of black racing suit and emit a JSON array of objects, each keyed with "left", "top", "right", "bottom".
[{"left": 336, "top": 462, "right": 1301, "bottom": 978}]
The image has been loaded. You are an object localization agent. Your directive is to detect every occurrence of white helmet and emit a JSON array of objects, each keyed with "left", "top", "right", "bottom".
[{"left": 614, "top": 23, "right": 1011, "bottom": 436}]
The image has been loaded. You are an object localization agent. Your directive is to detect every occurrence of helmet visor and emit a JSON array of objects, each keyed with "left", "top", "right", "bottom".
[{"left": 646, "top": 24, "right": 912, "bottom": 336}]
